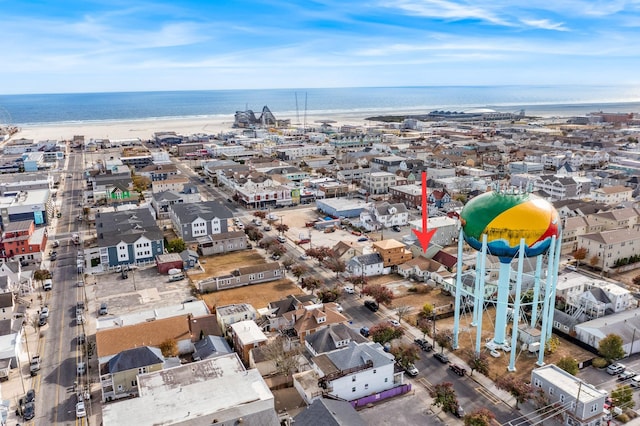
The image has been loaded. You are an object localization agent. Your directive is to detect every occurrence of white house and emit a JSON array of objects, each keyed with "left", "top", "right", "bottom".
[
  {"left": 310, "top": 341, "right": 402, "bottom": 401},
  {"left": 577, "top": 228, "right": 640, "bottom": 274},
  {"left": 359, "top": 202, "right": 409, "bottom": 231},
  {"left": 346, "top": 253, "right": 385, "bottom": 277}
]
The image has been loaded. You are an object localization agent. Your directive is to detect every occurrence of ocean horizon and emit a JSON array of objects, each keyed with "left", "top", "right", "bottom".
[{"left": 1, "top": 85, "right": 640, "bottom": 126}]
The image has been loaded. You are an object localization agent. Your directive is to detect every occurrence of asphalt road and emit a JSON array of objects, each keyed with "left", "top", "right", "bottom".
[{"left": 33, "top": 150, "right": 91, "bottom": 425}]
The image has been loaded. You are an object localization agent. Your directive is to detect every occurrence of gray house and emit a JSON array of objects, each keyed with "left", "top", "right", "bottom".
[
  {"left": 198, "top": 262, "right": 284, "bottom": 292},
  {"left": 169, "top": 201, "right": 234, "bottom": 242},
  {"left": 95, "top": 208, "right": 164, "bottom": 268}
]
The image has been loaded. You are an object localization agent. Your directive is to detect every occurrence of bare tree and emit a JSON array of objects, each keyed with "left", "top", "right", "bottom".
[
  {"left": 395, "top": 305, "right": 412, "bottom": 324},
  {"left": 260, "top": 336, "right": 303, "bottom": 376}
]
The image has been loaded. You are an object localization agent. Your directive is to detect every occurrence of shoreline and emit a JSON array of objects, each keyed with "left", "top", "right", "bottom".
[{"left": 11, "top": 113, "right": 377, "bottom": 141}]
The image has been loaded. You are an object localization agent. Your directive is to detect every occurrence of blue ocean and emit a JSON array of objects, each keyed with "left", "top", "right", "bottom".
[{"left": 1, "top": 85, "right": 639, "bottom": 126}]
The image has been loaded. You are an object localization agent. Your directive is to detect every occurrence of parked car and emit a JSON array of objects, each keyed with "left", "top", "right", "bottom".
[
  {"left": 454, "top": 404, "right": 464, "bottom": 418},
  {"left": 607, "top": 363, "right": 626, "bottom": 375},
  {"left": 364, "top": 300, "right": 379, "bottom": 312},
  {"left": 449, "top": 364, "right": 466, "bottom": 376},
  {"left": 25, "top": 389, "right": 36, "bottom": 403},
  {"left": 404, "top": 363, "right": 419, "bottom": 377},
  {"left": 38, "top": 316, "right": 48, "bottom": 327},
  {"left": 277, "top": 235, "right": 286, "bottom": 243},
  {"left": 77, "top": 333, "right": 86, "bottom": 345},
  {"left": 334, "top": 303, "right": 343, "bottom": 313},
  {"left": 40, "top": 306, "right": 49, "bottom": 319},
  {"left": 99, "top": 302, "right": 108, "bottom": 316},
  {"left": 359, "top": 327, "right": 370, "bottom": 337},
  {"left": 434, "top": 352, "right": 449, "bottom": 364},
  {"left": 22, "top": 401, "right": 35, "bottom": 420},
  {"left": 77, "top": 361, "right": 86, "bottom": 375},
  {"left": 414, "top": 338, "right": 433, "bottom": 351},
  {"left": 388, "top": 319, "right": 401, "bottom": 327},
  {"left": 618, "top": 370, "right": 637, "bottom": 381},
  {"left": 343, "top": 286, "right": 355, "bottom": 294},
  {"left": 392, "top": 225, "right": 401, "bottom": 232},
  {"left": 357, "top": 237, "right": 368, "bottom": 242}
]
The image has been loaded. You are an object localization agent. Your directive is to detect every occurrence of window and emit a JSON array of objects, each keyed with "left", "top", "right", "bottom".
[
  {"left": 549, "top": 387, "right": 554, "bottom": 395},
  {"left": 138, "top": 367, "right": 148, "bottom": 374},
  {"left": 352, "top": 387, "right": 356, "bottom": 392},
  {"left": 560, "top": 394, "right": 565, "bottom": 403},
  {"left": 365, "top": 384, "right": 369, "bottom": 390},
  {"left": 373, "top": 369, "right": 377, "bottom": 374},
  {"left": 591, "top": 403, "right": 598, "bottom": 413},
  {"left": 131, "top": 380, "right": 137, "bottom": 387},
  {"left": 352, "top": 376, "right": 356, "bottom": 382},
  {"left": 385, "top": 378, "right": 388, "bottom": 383}
]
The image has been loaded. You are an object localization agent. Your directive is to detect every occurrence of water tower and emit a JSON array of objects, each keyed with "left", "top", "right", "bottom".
[{"left": 451, "top": 189, "right": 562, "bottom": 370}]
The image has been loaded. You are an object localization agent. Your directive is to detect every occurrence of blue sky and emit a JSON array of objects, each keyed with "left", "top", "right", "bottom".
[{"left": 2, "top": 0, "right": 640, "bottom": 94}]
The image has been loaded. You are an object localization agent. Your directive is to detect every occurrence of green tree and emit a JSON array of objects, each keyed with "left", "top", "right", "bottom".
[
  {"left": 166, "top": 238, "right": 186, "bottom": 253},
  {"left": 430, "top": 382, "right": 459, "bottom": 414},
  {"left": 611, "top": 384, "right": 635, "bottom": 410},
  {"left": 496, "top": 375, "right": 533, "bottom": 409},
  {"left": 390, "top": 344, "right": 420, "bottom": 368},
  {"left": 599, "top": 334, "right": 626, "bottom": 362},
  {"left": 556, "top": 356, "right": 579, "bottom": 376},
  {"left": 362, "top": 284, "right": 394, "bottom": 305},
  {"left": 463, "top": 408, "right": 496, "bottom": 426},
  {"left": 369, "top": 322, "right": 404, "bottom": 345},
  {"left": 466, "top": 350, "right": 489, "bottom": 376}
]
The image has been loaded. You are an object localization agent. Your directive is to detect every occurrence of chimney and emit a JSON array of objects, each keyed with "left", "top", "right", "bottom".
[{"left": 187, "top": 314, "right": 193, "bottom": 337}]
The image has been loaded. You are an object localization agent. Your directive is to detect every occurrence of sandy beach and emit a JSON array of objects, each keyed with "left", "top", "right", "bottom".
[{"left": 11, "top": 112, "right": 375, "bottom": 142}]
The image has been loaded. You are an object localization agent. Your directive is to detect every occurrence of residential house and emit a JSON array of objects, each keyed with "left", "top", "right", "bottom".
[
  {"left": 169, "top": 201, "right": 234, "bottom": 242},
  {"left": 281, "top": 302, "right": 349, "bottom": 343},
  {"left": 361, "top": 171, "right": 397, "bottom": 195},
  {"left": 249, "top": 340, "right": 309, "bottom": 377},
  {"left": 101, "top": 354, "right": 279, "bottom": 426},
  {"left": 94, "top": 208, "right": 164, "bottom": 269},
  {"left": 305, "top": 324, "right": 369, "bottom": 356},
  {"left": 428, "top": 188, "right": 452, "bottom": 209},
  {"left": 195, "top": 231, "right": 248, "bottom": 256},
  {"left": 531, "top": 364, "right": 607, "bottom": 426},
  {"left": 293, "top": 398, "right": 366, "bottom": 426},
  {"left": 0, "top": 293, "right": 14, "bottom": 321},
  {"left": 359, "top": 202, "right": 409, "bottom": 231},
  {"left": 591, "top": 185, "right": 633, "bottom": 205},
  {"left": 336, "top": 168, "right": 372, "bottom": 183},
  {"left": 533, "top": 175, "right": 584, "bottom": 200},
  {"left": 372, "top": 239, "right": 413, "bottom": 269},
  {"left": 574, "top": 309, "right": 640, "bottom": 356},
  {"left": 397, "top": 257, "right": 449, "bottom": 282},
  {"left": 409, "top": 216, "right": 460, "bottom": 248},
  {"left": 192, "top": 335, "right": 233, "bottom": 361},
  {"left": 346, "top": 253, "right": 385, "bottom": 277},
  {"left": 388, "top": 184, "right": 422, "bottom": 208},
  {"left": 216, "top": 303, "right": 258, "bottom": 335},
  {"left": 150, "top": 186, "right": 200, "bottom": 218},
  {"left": 88, "top": 171, "right": 135, "bottom": 204},
  {"left": 229, "top": 320, "right": 268, "bottom": 365},
  {"left": 150, "top": 176, "right": 190, "bottom": 193},
  {"left": 307, "top": 341, "right": 402, "bottom": 402},
  {"left": 588, "top": 207, "right": 640, "bottom": 230},
  {"left": 137, "top": 163, "right": 178, "bottom": 181},
  {"left": 0, "top": 261, "right": 34, "bottom": 295},
  {"left": 198, "top": 262, "right": 284, "bottom": 292},
  {"left": 371, "top": 155, "right": 405, "bottom": 173},
  {"left": 100, "top": 346, "right": 167, "bottom": 402},
  {"left": 266, "top": 294, "right": 318, "bottom": 331},
  {"left": 577, "top": 228, "right": 640, "bottom": 274},
  {"left": 331, "top": 241, "right": 362, "bottom": 262},
  {"left": 0, "top": 220, "right": 47, "bottom": 264}
]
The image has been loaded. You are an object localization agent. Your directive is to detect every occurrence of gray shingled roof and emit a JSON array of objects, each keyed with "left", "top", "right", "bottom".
[
  {"left": 95, "top": 208, "right": 163, "bottom": 247},
  {"left": 294, "top": 398, "right": 366, "bottom": 426},
  {"left": 325, "top": 341, "right": 394, "bottom": 371},
  {"left": 107, "top": 346, "right": 164, "bottom": 374},
  {"left": 354, "top": 253, "right": 383, "bottom": 266},
  {"left": 305, "top": 324, "right": 368, "bottom": 355},
  {"left": 170, "top": 201, "right": 233, "bottom": 222}
]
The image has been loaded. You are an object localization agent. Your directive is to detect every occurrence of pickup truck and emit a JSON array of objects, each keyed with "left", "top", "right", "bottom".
[{"left": 29, "top": 355, "right": 41, "bottom": 376}]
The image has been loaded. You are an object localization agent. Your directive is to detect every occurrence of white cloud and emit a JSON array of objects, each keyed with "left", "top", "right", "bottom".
[{"left": 520, "top": 19, "right": 569, "bottom": 31}]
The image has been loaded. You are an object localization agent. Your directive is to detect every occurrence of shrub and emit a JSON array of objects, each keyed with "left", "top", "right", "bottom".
[
  {"left": 617, "top": 413, "right": 629, "bottom": 423},
  {"left": 591, "top": 357, "right": 608, "bottom": 369},
  {"left": 408, "top": 287, "right": 418, "bottom": 293}
]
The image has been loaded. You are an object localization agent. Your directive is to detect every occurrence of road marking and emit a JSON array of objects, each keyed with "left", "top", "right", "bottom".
[
  {"left": 418, "top": 377, "right": 434, "bottom": 392},
  {"left": 475, "top": 386, "right": 502, "bottom": 405}
]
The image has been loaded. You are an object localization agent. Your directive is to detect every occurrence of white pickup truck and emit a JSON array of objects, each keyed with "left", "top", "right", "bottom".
[{"left": 29, "top": 355, "right": 41, "bottom": 376}]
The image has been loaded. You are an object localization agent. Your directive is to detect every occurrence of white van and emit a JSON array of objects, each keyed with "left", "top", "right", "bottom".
[
  {"left": 43, "top": 279, "right": 53, "bottom": 291},
  {"left": 277, "top": 235, "right": 286, "bottom": 244}
]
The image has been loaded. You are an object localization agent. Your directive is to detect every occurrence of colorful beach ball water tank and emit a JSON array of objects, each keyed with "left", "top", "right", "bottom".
[{"left": 460, "top": 191, "right": 560, "bottom": 262}]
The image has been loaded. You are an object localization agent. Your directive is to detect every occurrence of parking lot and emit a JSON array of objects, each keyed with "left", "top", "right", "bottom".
[{"left": 85, "top": 264, "right": 194, "bottom": 321}]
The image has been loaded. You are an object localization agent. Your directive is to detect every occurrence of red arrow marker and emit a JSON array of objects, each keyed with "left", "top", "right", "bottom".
[{"left": 413, "top": 171, "right": 436, "bottom": 253}]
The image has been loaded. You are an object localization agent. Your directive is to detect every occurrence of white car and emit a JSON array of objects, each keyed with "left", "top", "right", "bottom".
[
  {"left": 76, "top": 401, "right": 86, "bottom": 418},
  {"left": 40, "top": 307, "right": 50, "bottom": 318},
  {"left": 388, "top": 319, "right": 401, "bottom": 327},
  {"left": 334, "top": 303, "right": 344, "bottom": 313},
  {"left": 343, "top": 286, "right": 355, "bottom": 294}
]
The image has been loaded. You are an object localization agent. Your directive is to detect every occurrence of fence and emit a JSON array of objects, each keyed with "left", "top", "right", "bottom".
[{"left": 350, "top": 383, "right": 412, "bottom": 409}]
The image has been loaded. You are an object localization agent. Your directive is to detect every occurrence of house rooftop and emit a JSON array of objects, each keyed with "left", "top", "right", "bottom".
[
  {"left": 230, "top": 320, "right": 268, "bottom": 345},
  {"left": 102, "top": 353, "right": 278, "bottom": 426},
  {"left": 532, "top": 364, "right": 606, "bottom": 403}
]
